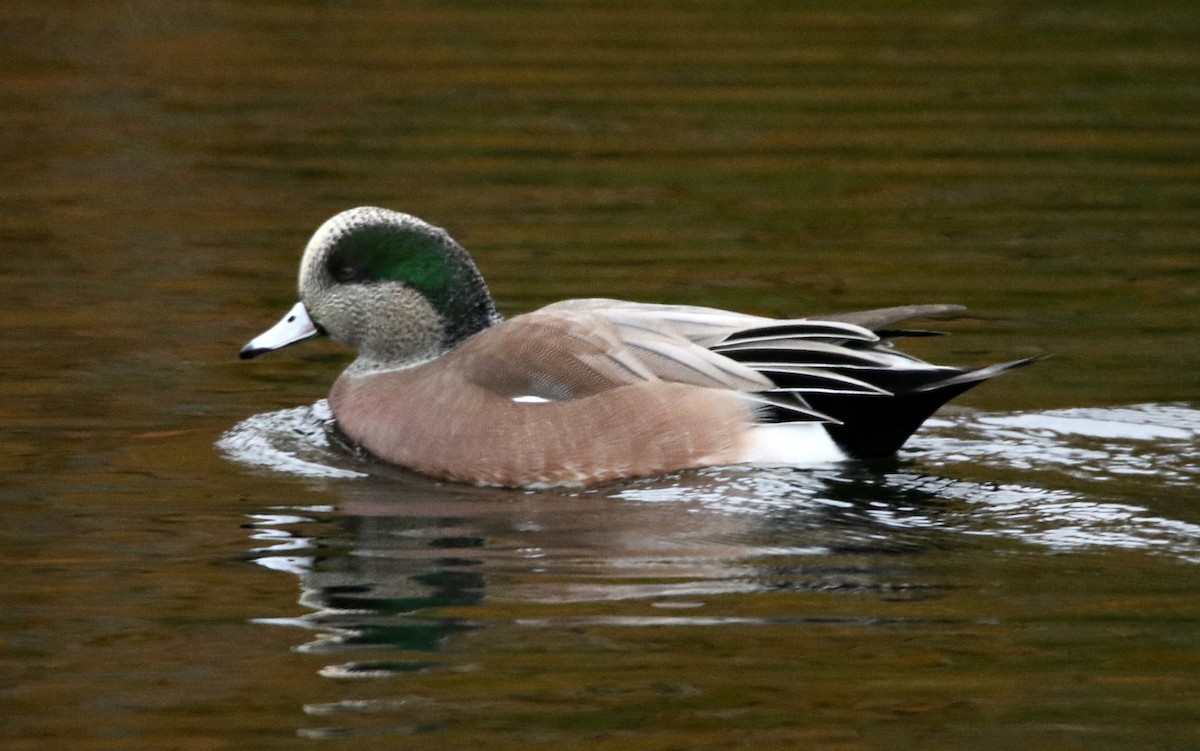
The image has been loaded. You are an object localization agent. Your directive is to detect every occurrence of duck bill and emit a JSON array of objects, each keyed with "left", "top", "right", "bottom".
[{"left": 240, "top": 301, "right": 321, "bottom": 360}]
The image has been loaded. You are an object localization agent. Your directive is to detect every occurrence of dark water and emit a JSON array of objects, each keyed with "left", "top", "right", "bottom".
[{"left": 3, "top": 2, "right": 1199, "bottom": 749}]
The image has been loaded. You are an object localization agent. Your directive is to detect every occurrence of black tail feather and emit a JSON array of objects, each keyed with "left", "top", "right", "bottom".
[
  {"left": 711, "top": 313, "right": 1042, "bottom": 460},
  {"left": 803, "top": 357, "right": 1041, "bottom": 458}
]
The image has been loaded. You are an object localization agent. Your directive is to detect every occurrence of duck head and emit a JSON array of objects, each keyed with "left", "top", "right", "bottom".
[{"left": 241, "top": 207, "right": 502, "bottom": 373}]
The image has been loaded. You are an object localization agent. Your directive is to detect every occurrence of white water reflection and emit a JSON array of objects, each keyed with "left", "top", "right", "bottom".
[
  {"left": 218, "top": 401, "right": 367, "bottom": 479},
  {"left": 915, "top": 402, "right": 1199, "bottom": 488}
]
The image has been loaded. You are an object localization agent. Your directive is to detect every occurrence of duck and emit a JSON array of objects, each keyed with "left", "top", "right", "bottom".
[{"left": 240, "top": 206, "right": 1036, "bottom": 487}]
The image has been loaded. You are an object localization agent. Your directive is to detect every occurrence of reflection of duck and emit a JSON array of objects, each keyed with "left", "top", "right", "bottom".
[
  {"left": 241, "top": 207, "right": 1035, "bottom": 487},
  {"left": 254, "top": 509, "right": 487, "bottom": 660},
  {"left": 251, "top": 468, "right": 950, "bottom": 659}
]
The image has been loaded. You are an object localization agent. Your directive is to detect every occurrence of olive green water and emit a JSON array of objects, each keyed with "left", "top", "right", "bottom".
[{"left": 3, "top": 2, "right": 1199, "bottom": 749}]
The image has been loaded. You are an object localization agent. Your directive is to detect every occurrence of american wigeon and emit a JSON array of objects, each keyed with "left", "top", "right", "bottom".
[{"left": 241, "top": 206, "right": 1035, "bottom": 487}]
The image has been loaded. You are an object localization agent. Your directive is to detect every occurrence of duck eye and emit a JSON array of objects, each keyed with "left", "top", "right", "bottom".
[{"left": 332, "top": 264, "right": 360, "bottom": 283}]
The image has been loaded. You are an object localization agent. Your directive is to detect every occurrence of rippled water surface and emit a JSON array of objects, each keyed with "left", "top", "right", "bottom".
[{"left": 3, "top": 2, "right": 1199, "bottom": 749}]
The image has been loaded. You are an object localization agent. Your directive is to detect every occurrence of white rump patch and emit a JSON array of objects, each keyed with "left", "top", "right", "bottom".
[{"left": 739, "top": 423, "right": 847, "bottom": 466}]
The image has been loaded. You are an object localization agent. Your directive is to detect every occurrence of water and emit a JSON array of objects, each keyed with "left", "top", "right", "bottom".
[{"left": 3, "top": 2, "right": 1199, "bottom": 749}]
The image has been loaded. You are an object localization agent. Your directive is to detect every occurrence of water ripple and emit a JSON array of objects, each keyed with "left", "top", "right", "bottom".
[{"left": 226, "top": 401, "right": 1200, "bottom": 562}]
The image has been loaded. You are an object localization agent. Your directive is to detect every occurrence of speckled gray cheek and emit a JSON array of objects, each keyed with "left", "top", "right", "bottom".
[{"left": 308, "top": 283, "right": 450, "bottom": 375}]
